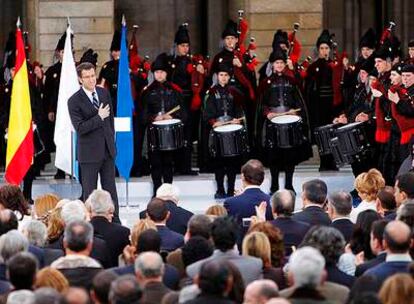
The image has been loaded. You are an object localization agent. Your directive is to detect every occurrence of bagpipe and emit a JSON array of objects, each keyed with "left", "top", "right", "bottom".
[
  {"left": 186, "top": 54, "right": 210, "bottom": 111},
  {"left": 129, "top": 25, "right": 151, "bottom": 80},
  {"left": 389, "top": 84, "right": 414, "bottom": 144},
  {"left": 380, "top": 21, "right": 396, "bottom": 45},
  {"left": 329, "top": 34, "right": 346, "bottom": 107},
  {"left": 288, "top": 23, "right": 301, "bottom": 65}
]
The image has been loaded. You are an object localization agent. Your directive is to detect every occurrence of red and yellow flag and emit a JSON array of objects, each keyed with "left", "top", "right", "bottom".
[{"left": 5, "top": 21, "right": 33, "bottom": 185}]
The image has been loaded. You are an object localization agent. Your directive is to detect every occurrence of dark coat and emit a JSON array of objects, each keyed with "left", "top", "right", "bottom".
[
  {"left": 326, "top": 265, "right": 355, "bottom": 288},
  {"left": 59, "top": 267, "right": 103, "bottom": 290},
  {"left": 68, "top": 87, "right": 116, "bottom": 163},
  {"left": 140, "top": 200, "right": 193, "bottom": 235},
  {"left": 271, "top": 217, "right": 310, "bottom": 255},
  {"left": 90, "top": 216, "right": 130, "bottom": 267},
  {"left": 292, "top": 206, "right": 331, "bottom": 227},
  {"left": 156, "top": 225, "right": 184, "bottom": 252},
  {"left": 355, "top": 252, "right": 387, "bottom": 277},
  {"left": 140, "top": 281, "right": 171, "bottom": 304},
  {"left": 330, "top": 218, "right": 354, "bottom": 243},
  {"left": 364, "top": 261, "right": 411, "bottom": 286},
  {"left": 184, "top": 293, "right": 236, "bottom": 304}
]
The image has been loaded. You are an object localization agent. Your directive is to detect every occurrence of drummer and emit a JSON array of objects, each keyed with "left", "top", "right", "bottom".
[
  {"left": 141, "top": 53, "right": 185, "bottom": 196},
  {"left": 203, "top": 63, "right": 245, "bottom": 199},
  {"left": 257, "top": 47, "right": 312, "bottom": 194}
]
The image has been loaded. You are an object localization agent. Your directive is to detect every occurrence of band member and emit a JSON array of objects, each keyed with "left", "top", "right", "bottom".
[
  {"left": 334, "top": 58, "right": 377, "bottom": 177},
  {"left": 68, "top": 62, "right": 120, "bottom": 223},
  {"left": 203, "top": 64, "right": 245, "bottom": 199},
  {"left": 305, "top": 29, "right": 339, "bottom": 171},
  {"left": 169, "top": 23, "right": 201, "bottom": 175},
  {"left": 141, "top": 53, "right": 185, "bottom": 195},
  {"left": 99, "top": 30, "right": 121, "bottom": 113},
  {"left": 44, "top": 32, "right": 68, "bottom": 179},
  {"left": 257, "top": 48, "right": 311, "bottom": 194},
  {"left": 406, "top": 40, "right": 414, "bottom": 65},
  {"left": 372, "top": 44, "right": 400, "bottom": 185}
]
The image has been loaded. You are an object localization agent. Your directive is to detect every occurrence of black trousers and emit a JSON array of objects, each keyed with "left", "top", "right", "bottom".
[
  {"left": 150, "top": 150, "right": 174, "bottom": 195},
  {"left": 80, "top": 150, "right": 119, "bottom": 222},
  {"left": 214, "top": 156, "right": 241, "bottom": 195},
  {"left": 269, "top": 165, "right": 295, "bottom": 194}
]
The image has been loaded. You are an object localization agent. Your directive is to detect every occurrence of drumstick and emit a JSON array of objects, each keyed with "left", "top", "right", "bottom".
[
  {"left": 220, "top": 116, "right": 246, "bottom": 126},
  {"left": 165, "top": 105, "right": 181, "bottom": 116},
  {"left": 273, "top": 108, "right": 301, "bottom": 117}
]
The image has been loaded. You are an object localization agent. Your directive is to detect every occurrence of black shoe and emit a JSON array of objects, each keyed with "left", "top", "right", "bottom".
[
  {"left": 180, "top": 170, "right": 199, "bottom": 176},
  {"left": 54, "top": 172, "right": 65, "bottom": 179},
  {"left": 214, "top": 191, "right": 227, "bottom": 199}
]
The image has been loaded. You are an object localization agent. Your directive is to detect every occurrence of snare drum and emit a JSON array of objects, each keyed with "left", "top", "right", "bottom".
[
  {"left": 331, "top": 122, "right": 370, "bottom": 166},
  {"left": 209, "top": 124, "right": 248, "bottom": 157},
  {"left": 266, "top": 115, "right": 303, "bottom": 148},
  {"left": 149, "top": 119, "right": 184, "bottom": 151},
  {"left": 314, "top": 124, "right": 340, "bottom": 155}
]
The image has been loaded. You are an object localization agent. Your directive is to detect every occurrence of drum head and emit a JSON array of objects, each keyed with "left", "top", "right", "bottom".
[
  {"left": 271, "top": 115, "right": 300, "bottom": 124},
  {"left": 338, "top": 121, "right": 362, "bottom": 130},
  {"left": 214, "top": 124, "right": 243, "bottom": 132},
  {"left": 153, "top": 118, "right": 182, "bottom": 126}
]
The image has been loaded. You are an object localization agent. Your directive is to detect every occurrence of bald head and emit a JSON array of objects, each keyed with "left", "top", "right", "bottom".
[
  {"left": 383, "top": 221, "right": 412, "bottom": 254},
  {"left": 272, "top": 190, "right": 296, "bottom": 216},
  {"left": 244, "top": 280, "right": 279, "bottom": 304},
  {"left": 134, "top": 252, "right": 164, "bottom": 282}
]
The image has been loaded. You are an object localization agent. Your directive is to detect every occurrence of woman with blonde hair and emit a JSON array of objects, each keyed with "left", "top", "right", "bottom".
[
  {"left": 379, "top": 273, "right": 414, "bottom": 304},
  {"left": 33, "top": 193, "right": 60, "bottom": 224},
  {"left": 35, "top": 267, "right": 69, "bottom": 293},
  {"left": 120, "top": 218, "right": 157, "bottom": 265},
  {"left": 205, "top": 204, "right": 228, "bottom": 219},
  {"left": 350, "top": 168, "right": 385, "bottom": 223},
  {"left": 46, "top": 207, "right": 65, "bottom": 244}
]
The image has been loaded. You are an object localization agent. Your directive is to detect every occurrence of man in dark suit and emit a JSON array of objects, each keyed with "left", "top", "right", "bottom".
[
  {"left": 68, "top": 62, "right": 119, "bottom": 222},
  {"left": 292, "top": 179, "right": 331, "bottom": 226},
  {"left": 327, "top": 191, "right": 354, "bottom": 243},
  {"left": 135, "top": 252, "right": 170, "bottom": 304},
  {"left": 146, "top": 198, "right": 184, "bottom": 252},
  {"left": 364, "top": 221, "right": 412, "bottom": 287},
  {"left": 376, "top": 187, "right": 397, "bottom": 220},
  {"left": 355, "top": 220, "right": 388, "bottom": 277},
  {"left": 270, "top": 190, "right": 310, "bottom": 255},
  {"left": 87, "top": 189, "right": 130, "bottom": 267},
  {"left": 224, "top": 160, "right": 273, "bottom": 233},
  {"left": 139, "top": 183, "right": 193, "bottom": 235}
]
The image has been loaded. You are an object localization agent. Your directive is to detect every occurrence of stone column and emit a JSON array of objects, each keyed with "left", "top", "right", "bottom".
[{"left": 26, "top": 0, "right": 114, "bottom": 70}]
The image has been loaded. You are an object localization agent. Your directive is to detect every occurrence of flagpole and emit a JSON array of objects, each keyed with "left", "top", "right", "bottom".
[{"left": 125, "top": 179, "right": 129, "bottom": 208}]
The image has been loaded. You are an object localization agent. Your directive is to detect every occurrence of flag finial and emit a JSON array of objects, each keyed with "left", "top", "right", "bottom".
[
  {"left": 16, "top": 17, "right": 21, "bottom": 28},
  {"left": 122, "top": 14, "right": 126, "bottom": 26},
  {"left": 67, "top": 17, "right": 71, "bottom": 27}
]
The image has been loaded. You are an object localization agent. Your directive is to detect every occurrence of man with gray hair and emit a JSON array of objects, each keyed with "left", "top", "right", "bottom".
[
  {"left": 47, "top": 200, "right": 110, "bottom": 268},
  {"left": 0, "top": 230, "right": 29, "bottom": 262},
  {"left": 271, "top": 190, "right": 310, "bottom": 256},
  {"left": 6, "top": 290, "right": 35, "bottom": 304},
  {"left": 243, "top": 280, "right": 279, "bottom": 304},
  {"left": 51, "top": 220, "right": 102, "bottom": 290},
  {"left": 280, "top": 246, "right": 349, "bottom": 303},
  {"left": 135, "top": 252, "right": 170, "bottom": 304},
  {"left": 109, "top": 275, "right": 142, "bottom": 304},
  {"left": 34, "top": 287, "right": 65, "bottom": 304},
  {"left": 327, "top": 191, "right": 354, "bottom": 243},
  {"left": 88, "top": 189, "right": 130, "bottom": 267}
]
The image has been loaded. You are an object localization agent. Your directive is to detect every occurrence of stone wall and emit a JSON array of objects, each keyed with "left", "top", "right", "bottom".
[
  {"left": 27, "top": 0, "right": 114, "bottom": 70},
  {"left": 231, "top": 0, "right": 323, "bottom": 64}
]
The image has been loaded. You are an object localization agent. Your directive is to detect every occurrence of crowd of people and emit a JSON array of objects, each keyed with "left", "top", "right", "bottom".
[{"left": 0, "top": 159, "right": 411, "bottom": 303}]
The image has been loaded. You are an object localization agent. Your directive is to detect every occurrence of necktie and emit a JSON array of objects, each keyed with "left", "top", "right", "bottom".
[{"left": 92, "top": 92, "right": 99, "bottom": 109}]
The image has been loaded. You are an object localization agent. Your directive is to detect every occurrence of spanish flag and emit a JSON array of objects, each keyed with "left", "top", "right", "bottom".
[{"left": 5, "top": 19, "right": 33, "bottom": 185}]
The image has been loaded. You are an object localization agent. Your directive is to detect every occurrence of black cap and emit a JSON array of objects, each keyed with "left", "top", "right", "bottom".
[
  {"left": 272, "top": 30, "right": 288, "bottom": 51},
  {"left": 360, "top": 57, "right": 375, "bottom": 74},
  {"left": 390, "top": 35, "right": 402, "bottom": 59},
  {"left": 369, "top": 68, "right": 379, "bottom": 78},
  {"left": 110, "top": 30, "right": 121, "bottom": 52},
  {"left": 409, "top": 40, "right": 414, "bottom": 48},
  {"left": 174, "top": 23, "right": 190, "bottom": 45},
  {"left": 391, "top": 62, "right": 405, "bottom": 75},
  {"left": 3, "top": 32, "right": 15, "bottom": 68},
  {"left": 374, "top": 42, "right": 394, "bottom": 60},
  {"left": 216, "top": 63, "right": 233, "bottom": 75},
  {"left": 151, "top": 53, "right": 170, "bottom": 72},
  {"left": 402, "top": 64, "right": 414, "bottom": 74},
  {"left": 80, "top": 48, "right": 98, "bottom": 67},
  {"left": 222, "top": 20, "right": 238, "bottom": 39},
  {"left": 359, "top": 28, "right": 377, "bottom": 49},
  {"left": 269, "top": 46, "right": 287, "bottom": 63},
  {"left": 316, "top": 29, "right": 332, "bottom": 48}
]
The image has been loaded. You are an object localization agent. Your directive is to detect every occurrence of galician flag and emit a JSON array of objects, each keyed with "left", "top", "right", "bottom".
[
  {"left": 54, "top": 21, "right": 79, "bottom": 175},
  {"left": 5, "top": 18, "right": 34, "bottom": 185}
]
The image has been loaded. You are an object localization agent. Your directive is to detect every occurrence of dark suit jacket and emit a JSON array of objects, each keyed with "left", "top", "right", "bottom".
[
  {"left": 364, "top": 261, "right": 411, "bottom": 286},
  {"left": 46, "top": 234, "right": 111, "bottom": 268},
  {"left": 59, "top": 267, "right": 103, "bottom": 290},
  {"left": 140, "top": 281, "right": 170, "bottom": 304},
  {"left": 140, "top": 201, "right": 193, "bottom": 235},
  {"left": 224, "top": 188, "right": 273, "bottom": 231},
  {"left": 43, "top": 248, "right": 64, "bottom": 266},
  {"left": 184, "top": 293, "right": 235, "bottom": 304},
  {"left": 68, "top": 87, "right": 115, "bottom": 163},
  {"left": 330, "top": 218, "right": 354, "bottom": 243},
  {"left": 156, "top": 225, "right": 184, "bottom": 252},
  {"left": 112, "top": 263, "right": 180, "bottom": 290},
  {"left": 355, "top": 252, "right": 387, "bottom": 277},
  {"left": 292, "top": 206, "right": 331, "bottom": 227},
  {"left": 384, "top": 211, "right": 397, "bottom": 220},
  {"left": 326, "top": 265, "right": 355, "bottom": 288},
  {"left": 28, "top": 245, "right": 45, "bottom": 268},
  {"left": 90, "top": 216, "right": 130, "bottom": 267},
  {"left": 271, "top": 217, "right": 310, "bottom": 255}
]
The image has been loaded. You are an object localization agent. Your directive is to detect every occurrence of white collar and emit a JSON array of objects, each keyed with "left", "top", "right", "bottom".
[
  {"left": 82, "top": 86, "right": 97, "bottom": 100},
  {"left": 386, "top": 253, "right": 412, "bottom": 262},
  {"left": 244, "top": 185, "right": 261, "bottom": 190}
]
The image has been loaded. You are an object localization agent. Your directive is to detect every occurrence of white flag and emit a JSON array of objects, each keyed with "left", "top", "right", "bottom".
[{"left": 54, "top": 23, "right": 79, "bottom": 174}]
